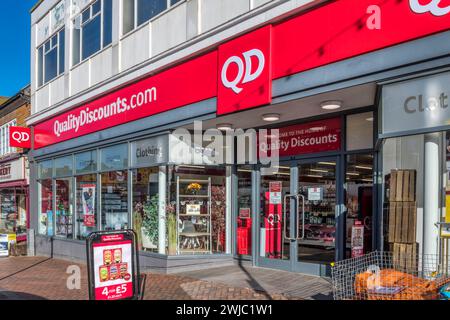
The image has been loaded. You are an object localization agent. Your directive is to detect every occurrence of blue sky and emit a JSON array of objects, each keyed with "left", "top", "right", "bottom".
[{"left": 0, "top": 0, "right": 35, "bottom": 97}]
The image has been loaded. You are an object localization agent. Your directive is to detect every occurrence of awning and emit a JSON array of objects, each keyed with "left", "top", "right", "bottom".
[{"left": 0, "top": 179, "right": 28, "bottom": 189}]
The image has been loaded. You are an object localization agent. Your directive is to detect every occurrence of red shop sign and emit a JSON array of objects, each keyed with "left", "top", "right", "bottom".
[
  {"left": 9, "top": 127, "right": 31, "bottom": 149},
  {"left": 34, "top": 52, "right": 217, "bottom": 149},
  {"left": 217, "top": 25, "right": 272, "bottom": 115},
  {"left": 272, "top": 0, "right": 450, "bottom": 80},
  {"left": 32, "top": 0, "right": 450, "bottom": 147},
  {"left": 259, "top": 117, "right": 341, "bottom": 158}
]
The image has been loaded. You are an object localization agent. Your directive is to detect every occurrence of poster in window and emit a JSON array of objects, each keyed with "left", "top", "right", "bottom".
[
  {"left": 269, "top": 181, "right": 282, "bottom": 205},
  {"left": 82, "top": 184, "right": 96, "bottom": 227}
]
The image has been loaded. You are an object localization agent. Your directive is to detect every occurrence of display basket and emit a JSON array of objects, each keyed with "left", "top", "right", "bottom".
[{"left": 331, "top": 251, "right": 450, "bottom": 300}]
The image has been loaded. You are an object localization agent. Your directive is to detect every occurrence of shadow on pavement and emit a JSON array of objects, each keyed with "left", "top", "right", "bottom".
[{"left": 0, "top": 291, "right": 47, "bottom": 300}]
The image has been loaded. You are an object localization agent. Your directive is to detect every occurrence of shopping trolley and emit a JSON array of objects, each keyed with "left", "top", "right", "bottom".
[{"left": 330, "top": 251, "right": 450, "bottom": 300}]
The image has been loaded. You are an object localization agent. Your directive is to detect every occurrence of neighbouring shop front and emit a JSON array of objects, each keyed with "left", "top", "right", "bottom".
[
  {"left": 380, "top": 70, "right": 450, "bottom": 264},
  {"left": 0, "top": 157, "right": 29, "bottom": 243}
]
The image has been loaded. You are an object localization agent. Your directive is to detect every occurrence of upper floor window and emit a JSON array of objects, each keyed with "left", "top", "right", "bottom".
[
  {"left": 0, "top": 120, "right": 17, "bottom": 156},
  {"left": 72, "top": 0, "right": 113, "bottom": 65},
  {"left": 122, "top": 0, "right": 183, "bottom": 35},
  {"left": 37, "top": 29, "right": 65, "bottom": 87}
]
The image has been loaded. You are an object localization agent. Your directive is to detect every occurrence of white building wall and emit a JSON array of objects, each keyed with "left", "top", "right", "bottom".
[{"left": 30, "top": 0, "right": 316, "bottom": 123}]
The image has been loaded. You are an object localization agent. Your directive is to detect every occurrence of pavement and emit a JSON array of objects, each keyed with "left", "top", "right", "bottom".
[{"left": 0, "top": 256, "right": 331, "bottom": 300}]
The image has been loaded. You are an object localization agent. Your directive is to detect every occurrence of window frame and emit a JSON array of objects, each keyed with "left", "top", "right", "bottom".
[
  {"left": 36, "top": 27, "right": 65, "bottom": 88},
  {"left": 72, "top": 0, "right": 113, "bottom": 67},
  {"left": 0, "top": 119, "right": 17, "bottom": 156},
  {"left": 121, "top": 0, "right": 184, "bottom": 37}
]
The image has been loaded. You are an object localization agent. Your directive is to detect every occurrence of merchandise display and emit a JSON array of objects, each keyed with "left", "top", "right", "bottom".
[
  {"left": 385, "top": 169, "right": 418, "bottom": 260},
  {"left": 102, "top": 171, "right": 128, "bottom": 231},
  {"left": 299, "top": 183, "right": 336, "bottom": 246},
  {"left": 176, "top": 178, "right": 212, "bottom": 254}
]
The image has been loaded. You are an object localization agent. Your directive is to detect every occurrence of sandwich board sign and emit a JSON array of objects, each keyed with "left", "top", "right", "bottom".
[
  {"left": 0, "top": 234, "right": 8, "bottom": 257},
  {"left": 86, "top": 230, "right": 140, "bottom": 300}
]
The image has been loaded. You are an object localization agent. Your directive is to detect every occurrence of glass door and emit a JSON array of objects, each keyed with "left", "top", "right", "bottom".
[
  {"left": 258, "top": 164, "right": 293, "bottom": 270},
  {"left": 257, "top": 158, "right": 339, "bottom": 275},
  {"left": 294, "top": 158, "right": 338, "bottom": 275}
]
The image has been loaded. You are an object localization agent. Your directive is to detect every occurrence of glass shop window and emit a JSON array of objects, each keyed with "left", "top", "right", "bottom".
[{"left": 346, "top": 112, "right": 374, "bottom": 151}]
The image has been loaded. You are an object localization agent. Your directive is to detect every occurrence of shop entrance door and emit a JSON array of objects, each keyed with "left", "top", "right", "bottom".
[{"left": 257, "top": 157, "right": 339, "bottom": 276}]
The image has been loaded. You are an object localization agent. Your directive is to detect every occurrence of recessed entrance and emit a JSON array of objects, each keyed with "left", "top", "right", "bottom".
[{"left": 257, "top": 157, "right": 338, "bottom": 276}]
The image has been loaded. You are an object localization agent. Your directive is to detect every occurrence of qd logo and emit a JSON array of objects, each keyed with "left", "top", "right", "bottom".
[
  {"left": 217, "top": 25, "right": 272, "bottom": 115},
  {"left": 9, "top": 127, "right": 31, "bottom": 149},
  {"left": 221, "top": 49, "right": 266, "bottom": 94},
  {"left": 410, "top": 0, "right": 450, "bottom": 16}
]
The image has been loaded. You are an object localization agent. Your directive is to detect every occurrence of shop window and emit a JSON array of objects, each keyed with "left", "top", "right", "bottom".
[
  {"left": 38, "top": 160, "right": 53, "bottom": 179},
  {"left": 237, "top": 166, "right": 252, "bottom": 256},
  {"left": 72, "top": 0, "right": 113, "bottom": 65},
  {"left": 346, "top": 112, "right": 374, "bottom": 151},
  {"left": 0, "top": 120, "right": 17, "bottom": 156},
  {"left": 37, "top": 28, "right": 65, "bottom": 87},
  {"left": 0, "top": 189, "right": 27, "bottom": 235},
  {"left": 382, "top": 134, "right": 429, "bottom": 256},
  {"left": 168, "top": 165, "right": 229, "bottom": 255},
  {"left": 101, "top": 170, "right": 129, "bottom": 231},
  {"left": 122, "top": 0, "right": 183, "bottom": 35},
  {"left": 75, "top": 150, "right": 98, "bottom": 174},
  {"left": 101, "top": 144, "right": 128, "bottom": 171},
  {"left": 39, "top": 179, "right": 53, "bottom": 236},
  {"left": 55, "top": 155, "right": 73, "bottom": 177},
  {"left": 345, "top": 154, "right": 374, "bottom": 258},
  {"left": 55, "top": 178, "right": 74, "bottom": 238},
  {"left": 132, "top": 167, "right": 160, "bottom": 253},
  {"left": 76, "top": 174, "right": 97, "bottom": 240}
]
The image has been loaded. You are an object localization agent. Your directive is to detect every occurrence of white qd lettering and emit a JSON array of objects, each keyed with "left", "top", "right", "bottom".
[
  {"left": 221, "top": 49, "right": 265, "bottom": 94},
  {"left": 409, "top": 0, "right": 450, "bottom": 16}
]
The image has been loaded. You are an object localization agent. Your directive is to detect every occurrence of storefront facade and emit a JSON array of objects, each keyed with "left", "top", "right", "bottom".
[
  {"left": 0, "top": 86, "right": 31, "bottom": 245},
  {"left": 28, "top": 0, "right": 450, "bottom": 274}
]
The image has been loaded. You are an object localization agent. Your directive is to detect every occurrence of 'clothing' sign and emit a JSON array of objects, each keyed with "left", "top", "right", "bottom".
[{"left": 382, "top": 71, "right": 450, "bottom": 136}]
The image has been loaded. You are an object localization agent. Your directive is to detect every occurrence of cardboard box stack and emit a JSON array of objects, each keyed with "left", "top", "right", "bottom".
[{"left": 387, "top": 169, "right": 418, "bottom": 270}]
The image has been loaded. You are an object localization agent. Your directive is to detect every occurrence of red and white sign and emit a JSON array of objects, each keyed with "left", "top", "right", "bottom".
[
  {"left": 32, "top": 0, "right": 450, "bottom": 147},
  {"left": 351, "top": 221, "right": 365, "bottom": 258},
  {"left": 93, "top": 239, "right": 133, "bottom": 300},
  {"left": 217, "top": 25, "right": 272, "bottom": 115},
  {"left": 260, "top": 117, "right": 341, "bottom": 158},
  {"left": 34, "top": 53, "right": 217, "bottom": 149},
  {"left": 9, "top": 127, "right": 31, "bottom": 149},
  {"left": 272, "top": 0, "right": 450, "bottom": 80}
]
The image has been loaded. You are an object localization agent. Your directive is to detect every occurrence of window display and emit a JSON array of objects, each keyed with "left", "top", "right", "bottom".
[
  {"left": 0, "top": 188, "right": 27, "bottom": 235},
  {"left": 76, "top": 174, "right": 97, "bottom": 240},
  {"left": 169, "top": 166, "right": 228, "bottom": 255},
  {"left": 39, "top": 179, "right": 53, "bottom": 236},
  {"left": 55, "top": 178, "right": 73, "bottom": 238},
  {"left": 237, "top": 166, "right": 252, "bottom": 256},
  {"left": 177, "top": 177, "right": 212, "bottom": 254},
  {"left": 345, "top": 154, "right": 374, "bottom": 258},
  {"left": 132, "top": 167, "right": 159, "bottom": 252},
  {"left": 101, "top": 170, "right": 128, "bottom": 231},
  {"left": 381, "top": 133, "right": 440, "bottom": 259}
]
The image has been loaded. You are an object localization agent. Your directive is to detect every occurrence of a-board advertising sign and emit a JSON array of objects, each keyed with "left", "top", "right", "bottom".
[
  {"left": 87, "top": 230, "right": 140, "bottom": 300},
  {"left": 0, "top": 234, "right": 8, "bottom": 257}
]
